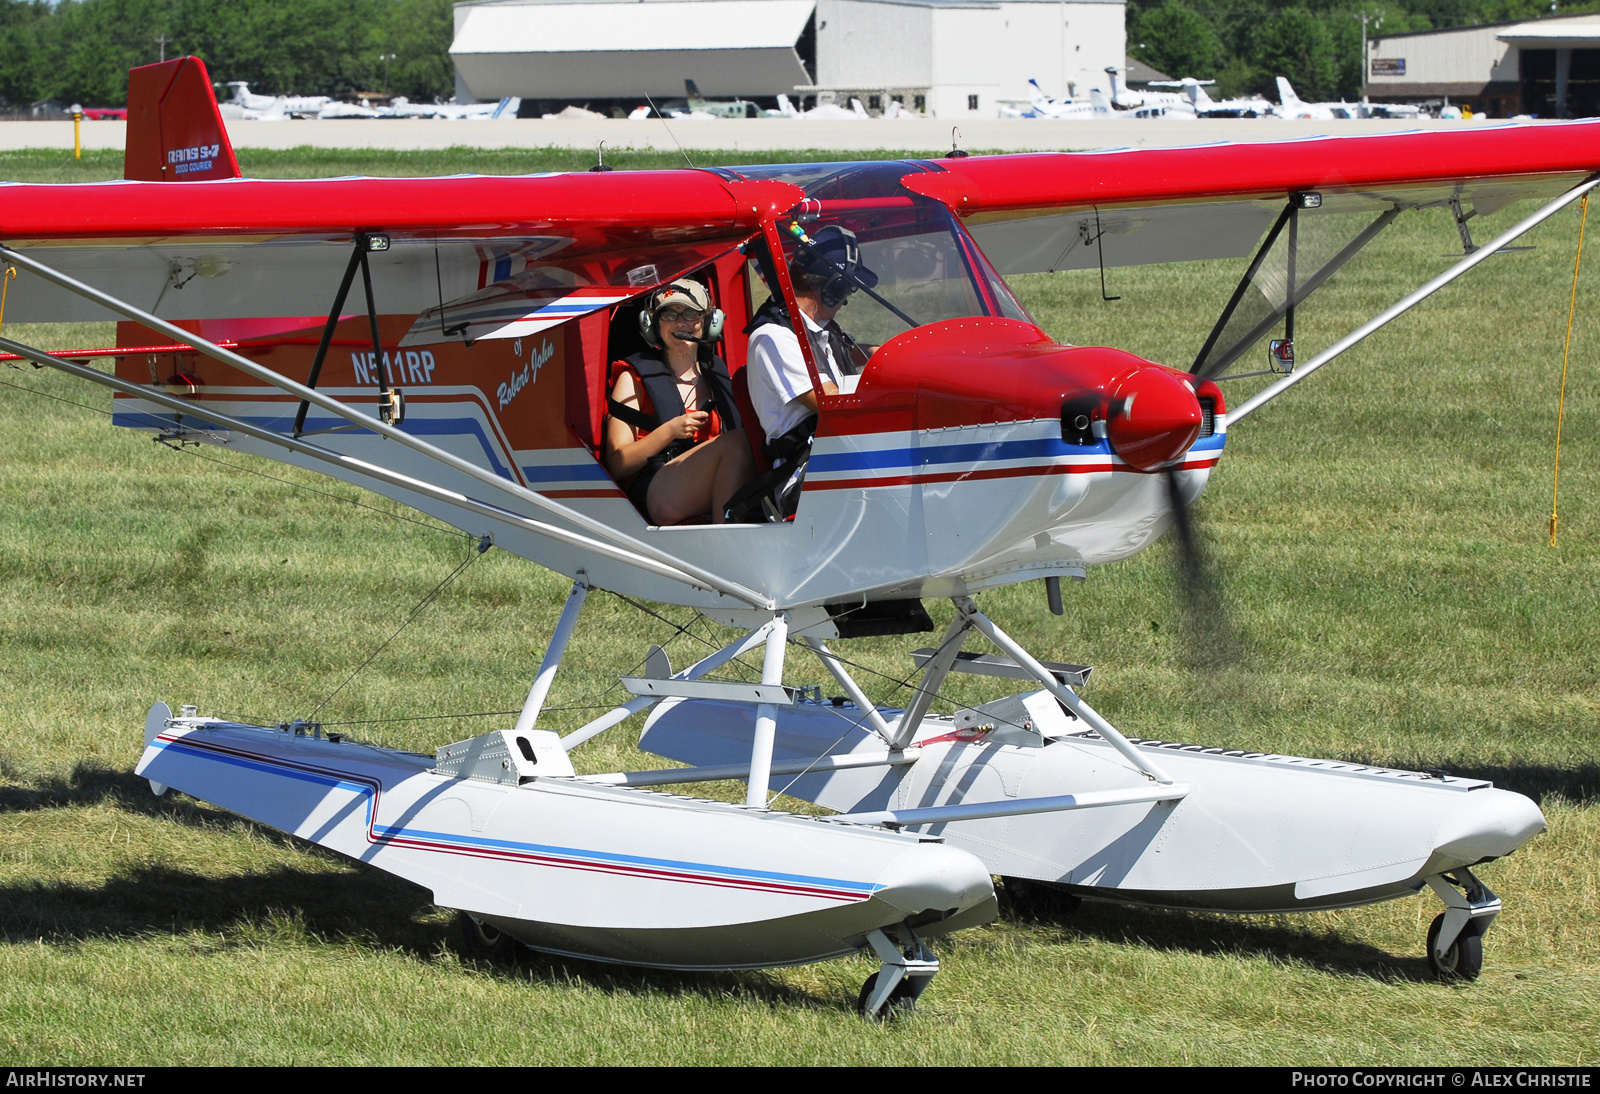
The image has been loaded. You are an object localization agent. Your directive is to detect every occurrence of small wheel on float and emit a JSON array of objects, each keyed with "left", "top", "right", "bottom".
[
  {"left": 458, "top": 911, "right": 520, "bottom": 963},
  {"left": 857, "top": 971, "right": 919, "bottom": 1019},
  {"left": 1426, "top": 913, "right": 1484, "bottom": 981}
]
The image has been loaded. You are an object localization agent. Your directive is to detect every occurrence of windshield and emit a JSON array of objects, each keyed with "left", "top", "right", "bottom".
[{"left": 728, "top": 161, "right": 1033, "bottom": 346}]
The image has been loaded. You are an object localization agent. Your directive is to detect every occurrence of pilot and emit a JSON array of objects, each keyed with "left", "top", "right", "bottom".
[
  {"left": 745, "top": 224, "right": 875, "bottom": 462},
  {"left": 603, "top": 279, "right": 754, "bottom": 525}
]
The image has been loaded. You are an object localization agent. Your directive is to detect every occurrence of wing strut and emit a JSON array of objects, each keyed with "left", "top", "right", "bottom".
[
  {"left": 1190, "top": 201, "right": 1294, "bottom": 375},
  {"left": 292, "top": 237, "right": 365, "bottom": 437},
  {"left": 0, "top": 334, "right": 731, "bottom": 599},
  {"left": 1200, "top": 203, "right": 1401, "bottom": 382},
  {"left": 1231, "top": 174, "right": 1600, "bottom": 424},
  {"left": 0, "top": 243, "right": 772, "bottom": 609}
]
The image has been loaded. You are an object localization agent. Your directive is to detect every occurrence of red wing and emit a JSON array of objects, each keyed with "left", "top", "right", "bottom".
[
  {"left": 0, "top": 173, "right": 801, "bottom": 325},
  {"left": 901, "top": 124, "right": 1600, "bottom": 273}
]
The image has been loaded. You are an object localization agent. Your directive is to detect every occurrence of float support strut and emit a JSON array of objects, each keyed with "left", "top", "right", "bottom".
[
  {"left": 958, "top": 598, "right": 1173, "bottom": 785},
  {"left": 798, "top": 636, "right": 895, "bottom": 744},
  {"left": 513, "top": 575, "right": 589, "bottom": 735},
  {"left": 746, "top": 613, "right": 789, "bottom": 808},
  {"left": 889, "top": 614, "right": 971, "bottom": 750},
  {"left": 561, "top": 620, "right": 778, "bottom": 751}
]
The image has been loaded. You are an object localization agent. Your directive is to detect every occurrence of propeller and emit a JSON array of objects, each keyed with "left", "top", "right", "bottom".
[{"left": 1101, "top": 365, "right": 1241, "bottom": 673}]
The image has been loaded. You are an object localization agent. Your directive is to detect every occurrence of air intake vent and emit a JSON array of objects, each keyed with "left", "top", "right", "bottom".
[{"left": 1198, "top": 397, "right": 1215, "bottom": 438}]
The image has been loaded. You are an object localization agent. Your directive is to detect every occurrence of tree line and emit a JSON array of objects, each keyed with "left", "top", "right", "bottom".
[
  {"left": 0, "top": 0, "right": 454, "bottom": 108},
  {"left": 2, "top": 0, "right": 1594, "bottom": 112},
  {"left": 1128, "top": 0, "right": 1600, "bottom": 103}
]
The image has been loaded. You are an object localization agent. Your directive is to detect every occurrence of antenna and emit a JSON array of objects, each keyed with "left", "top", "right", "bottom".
[
  {"left": 589, "top": 140, "right": 614, "bottom": 173},
  {"left": 644, "top": 94, "right": 695, "bottom": 169},
  {"left": 948, "top": 126, "right": 970, "bottom": 159}
]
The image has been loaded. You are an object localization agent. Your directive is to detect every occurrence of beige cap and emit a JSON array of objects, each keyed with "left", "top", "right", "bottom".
[{"left": 652, "top": 278, "right": 711, "bottom": 314}]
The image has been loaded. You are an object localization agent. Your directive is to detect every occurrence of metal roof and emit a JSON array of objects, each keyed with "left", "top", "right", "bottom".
[
  {"left": 1498, "top": 19, "right": 1600, "bottom": 46},
  {"left": 452, "top": 0, "right": 815, "bottom": 53},
  {"left": 451, "top": 0, "right": 818, "bottom": 98}
]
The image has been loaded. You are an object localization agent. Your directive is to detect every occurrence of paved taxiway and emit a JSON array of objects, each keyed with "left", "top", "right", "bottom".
[{"left": 0, "top": 115, "right": 1532, "bottom": 156}]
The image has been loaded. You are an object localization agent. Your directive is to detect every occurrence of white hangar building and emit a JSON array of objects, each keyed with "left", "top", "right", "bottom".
[
  {"left": 450, "top": 0, "right": 1126, "bottom": 118},
  {"left": 1368, "top": 11, "right": 1600, "bottom": 118}
]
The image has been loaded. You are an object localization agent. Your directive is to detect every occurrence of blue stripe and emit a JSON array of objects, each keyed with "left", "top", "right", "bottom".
[
  {"left": 150, "top": 738, "right": 376, "bottom": 798},
  {"left": 520, "top": 462, "right": 611, "bottom": 483},
  {"left": 533, "top": 302, "right": 612, "bottom": 314},
  {"left": 114, "top": 410, "right": 516, "bottom": 481},
  {"left": 811, "top": 431, "right": 1225, "bottom": 475},
  {"left": 374, "top": 822, "right": 881, "bottom": 893},
  {"left": 448, "top": 298, "right": 620, "bottom": 323},
  {"left": 155, "top": 736, "right": 879, "bottom": 895},
  {"left": 810, "top": 437, "right": 1082, "bottom": 474}
]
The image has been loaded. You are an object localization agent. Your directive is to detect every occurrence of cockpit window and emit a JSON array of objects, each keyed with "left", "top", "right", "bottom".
[
  {"left": 774, "top": 195, "right": 1033, "bottom": 346},
  {"left": 728, "top": 160, "right": 1034, "bottom": 351}
]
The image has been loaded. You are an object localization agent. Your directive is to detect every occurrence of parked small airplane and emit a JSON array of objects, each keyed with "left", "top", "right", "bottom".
[
  {"left": 1148, "top": 77, "right": 1275, "bottom": 118},
  {"left": 1275, "top": 77, "right": 1421, "bottom": 121},
  {"left": 222, "top": 80, "right": 331, "bottom": 117},
  {"left": 680, "top": 79, "right": 761, "bottom": 119},
  {"left": 1105, "top": 70, "right": 1272, "bottom": 118},
  {"left": 771, "top": 93, "right": 873, "bottom": 120},
  {"left": 2, "top": 54, "right": 1584, "bottom": 1011},
  {"left": 1104, "top": 66, "right": 1177, "bottom": 111},
  {"left": 999, "top": 80, "right": 1113, "bottom": 118}
]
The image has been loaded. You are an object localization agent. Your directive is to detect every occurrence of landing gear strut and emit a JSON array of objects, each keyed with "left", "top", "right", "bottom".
[
  {"left": 858, "top": 924, "right": 937, "bottom": 1018},
  {"left": 1425, "top": 868, "right": 1499, "bottom": 981}
]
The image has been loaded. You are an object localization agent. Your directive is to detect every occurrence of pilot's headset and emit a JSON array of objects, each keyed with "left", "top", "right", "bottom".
[
  {"left": 638, "top": 278, "right": 725, "bottom": 349},
  {"left": 798, "top": 225, "right": 878, "bottom": 309}
]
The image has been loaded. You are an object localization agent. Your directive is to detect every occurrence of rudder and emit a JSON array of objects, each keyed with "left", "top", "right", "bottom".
[{"left": 125, "top": 57, "right": 241, "bottom": 182}]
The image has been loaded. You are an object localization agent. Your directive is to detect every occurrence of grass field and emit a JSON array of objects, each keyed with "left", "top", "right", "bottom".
[{"left": 0, "top": 146, "right": 1597, "bottom": 1065}]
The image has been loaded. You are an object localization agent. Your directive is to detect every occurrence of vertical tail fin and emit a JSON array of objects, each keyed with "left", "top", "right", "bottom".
[
  {"left": 125, "top": 57, "right": 241, "bottom": 182},
  {"left": 1104, "top": 67, "right": 1125, "bottom": 104},
  {"left": 1089, "top": 88, "right": 1112, "bottom": 115},
  {"left": 1276, "top": 77, "right": 1301, "bottom": 107}
]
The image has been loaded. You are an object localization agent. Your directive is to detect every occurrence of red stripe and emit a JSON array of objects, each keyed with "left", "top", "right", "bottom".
[
  {"left": 807, "top": 455, "right": 1220, "bottom": 490},
  {"left": 378, "top": 835, "right": 863, "bottom": 901}
]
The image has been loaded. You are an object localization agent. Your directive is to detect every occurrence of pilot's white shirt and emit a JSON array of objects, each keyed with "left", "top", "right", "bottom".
[{"left": 746, "top": 310, "right": 844, "bottom": 441}]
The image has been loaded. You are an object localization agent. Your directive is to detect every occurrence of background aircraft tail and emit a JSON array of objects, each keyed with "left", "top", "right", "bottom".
[
  {"left": 125, "top": 56, "right": 242, "bottom": 182},
  {"left": 1277, "top": 76, "right": 1303, "bottom": 107},
  {"left": 1089, "top": 88, "right": 1112, "bottom": 114}
]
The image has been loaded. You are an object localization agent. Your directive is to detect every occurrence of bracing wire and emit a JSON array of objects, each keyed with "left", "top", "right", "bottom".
[
  {"left": 0, "top": 373, "right": 108, "bottom": 415},
  {"left": 307, "top": 536, "right": 491, "bottom": 721}
]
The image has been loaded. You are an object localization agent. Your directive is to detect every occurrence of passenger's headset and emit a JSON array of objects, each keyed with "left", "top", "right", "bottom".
[{"left": 638, "top": 285, "right": 726, "bottom": 349}]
